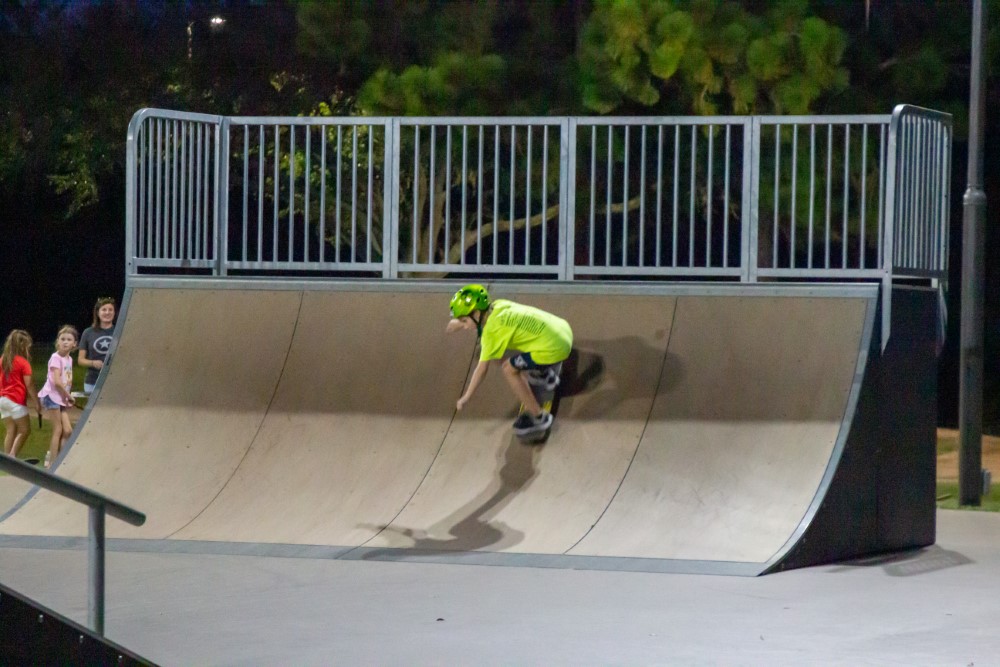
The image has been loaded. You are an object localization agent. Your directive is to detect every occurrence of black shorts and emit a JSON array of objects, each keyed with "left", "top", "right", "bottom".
[{"left": 508, "top": 352, "right": 555, "bottom": 372}]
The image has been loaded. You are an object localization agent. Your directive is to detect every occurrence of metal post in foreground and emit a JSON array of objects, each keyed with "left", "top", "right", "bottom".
[
  {"left": 88, "top": 505, "right": 107, "bottom": 635},
  {"left": 960, "top": 0, "right": 987, "bottom": 505}
]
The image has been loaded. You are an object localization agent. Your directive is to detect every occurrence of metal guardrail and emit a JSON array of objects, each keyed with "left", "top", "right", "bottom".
[
  {"left": 124, "top": 106, "right": 952, "bottom": 344},
  {"left": 0, "top": 454, "right": 146, "bottom": 636},
  {"left": 124, "top": 106, "right": 951, "bottom": 281}
]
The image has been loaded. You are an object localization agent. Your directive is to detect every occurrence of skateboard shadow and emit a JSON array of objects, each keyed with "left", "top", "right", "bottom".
[{"left": 356, "top": 435, "right": 541, "bottom": 558}]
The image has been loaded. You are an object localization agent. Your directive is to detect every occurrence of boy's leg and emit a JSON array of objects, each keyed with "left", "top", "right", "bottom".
[{"left": 502, "top": 361, "right": 542, "bottom": 415}]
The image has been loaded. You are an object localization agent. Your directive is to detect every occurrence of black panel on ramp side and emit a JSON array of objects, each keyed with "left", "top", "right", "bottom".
[{"left": 768, "top": 286, "right": 938, "bottom": 573}]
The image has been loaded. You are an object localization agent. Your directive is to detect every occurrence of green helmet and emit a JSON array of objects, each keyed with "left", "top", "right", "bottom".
[{"left": 449, "top": 284, "right": 490, "bottom": 318}]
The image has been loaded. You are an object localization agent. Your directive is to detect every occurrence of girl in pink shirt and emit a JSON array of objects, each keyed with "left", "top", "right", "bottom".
[{"left": 38, "top": 325, "right": 78, "bottom": 468}]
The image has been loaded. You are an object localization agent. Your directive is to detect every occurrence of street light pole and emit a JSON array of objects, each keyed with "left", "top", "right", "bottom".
[{"left": 960, "top": 0, "right": 987, "bottom": 506}]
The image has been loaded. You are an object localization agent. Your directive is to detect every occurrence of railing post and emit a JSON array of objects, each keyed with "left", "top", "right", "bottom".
[
  {"left": 741, "top": 117, "right": 760, "bottom": 282},
  {"left": 125, "top": 117, "right": 139, "bottom": 279},
  {"left": 386, "top": 118, "right": 400, "bottom": 278},
  {"left": 88, "top": 505, "right": 106, "bottom": 636},
  {"left": 215, "top": 118, "right": 231, "bottom": 276},
  {"left": 881, "top": 106, "right": 904, "bottom": 351},
  {"left": 560, "top": 118, "right": 575, "bottom": 281}
]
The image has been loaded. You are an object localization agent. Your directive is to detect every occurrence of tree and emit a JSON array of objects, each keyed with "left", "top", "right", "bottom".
[{"left": 578, "top": 0, "right": 850, "bottom": 116}]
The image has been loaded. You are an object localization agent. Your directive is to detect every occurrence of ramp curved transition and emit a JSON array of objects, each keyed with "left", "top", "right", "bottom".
[{"left": 0, "top": 281, "right": 936, "bottom": 574}]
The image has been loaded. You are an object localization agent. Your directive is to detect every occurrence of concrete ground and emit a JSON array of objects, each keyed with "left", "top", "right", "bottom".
[{"left": 0, "top": 509, "right": 998, "bottom": 666}]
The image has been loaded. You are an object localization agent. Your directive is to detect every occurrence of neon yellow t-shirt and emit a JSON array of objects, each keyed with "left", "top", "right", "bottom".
[{"left": 479, "top": 299, "right": 573, "bottom": 364}]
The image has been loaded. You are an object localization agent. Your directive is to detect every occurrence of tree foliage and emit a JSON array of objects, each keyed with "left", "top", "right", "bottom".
[
  {"left": 579, "top": 0, "right": 849, "bottom": 116},
  {"left": 297, "top": 0, "right": 582, "bottom": 116}
]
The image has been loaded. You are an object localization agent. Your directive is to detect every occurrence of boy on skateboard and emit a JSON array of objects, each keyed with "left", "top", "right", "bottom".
[{"left": 447, "top": 284, "right": 573, "bottom": 437}]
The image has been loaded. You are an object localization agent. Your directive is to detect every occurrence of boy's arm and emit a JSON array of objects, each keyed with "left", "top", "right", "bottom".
[{"left": 456, "top": 359, "right": 491, "bottom": 411}]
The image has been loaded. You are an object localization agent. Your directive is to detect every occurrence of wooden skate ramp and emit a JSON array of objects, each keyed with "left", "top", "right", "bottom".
[
  {"left": 0, "top": 288, "right": 301, "bottom": 538},
  {"left": 569, "top": 295, "right": 867, "bottom": 563},
  {"left": 1, "top": 280, "right": 931, "bottom": 575},
  {"left": 364, "top": 292, "right": 676, "bottom": 555},
  {"left": 171, "top": 288, "right": 471, "bottom": 545}
]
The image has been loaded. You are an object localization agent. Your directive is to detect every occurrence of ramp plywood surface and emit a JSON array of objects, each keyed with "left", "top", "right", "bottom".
[
  {"left": 366, "top": 293, "right": 676, "bottom": 554},
  {"left": 0, "top": 283, "right": 882, "bottom": 573},
  {"left": 0, "top": 289, "right": 301, "bottom": 538},
  {"left": 570, "top": 296, "right": 867, "bottom": 562},
  {"left": 173, "top": 291, "right": 471, "bottom": 544}
]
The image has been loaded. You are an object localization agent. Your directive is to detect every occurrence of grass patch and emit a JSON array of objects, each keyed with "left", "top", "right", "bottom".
[
  {"left": 935, "top": 481, "right": 1000, "bottom": 511},
  {"left": 936, "top": 431, "right": 958, "bottom": 456}
]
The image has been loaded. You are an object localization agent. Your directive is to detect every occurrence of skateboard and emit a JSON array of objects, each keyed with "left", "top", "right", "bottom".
[{"left": 515, "top": 362, "right": 562, "bottom": 445}]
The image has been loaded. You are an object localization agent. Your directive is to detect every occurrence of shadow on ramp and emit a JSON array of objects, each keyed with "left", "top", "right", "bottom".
[{"left": 355, "top": 437, "right": 545, "bottom": 558}]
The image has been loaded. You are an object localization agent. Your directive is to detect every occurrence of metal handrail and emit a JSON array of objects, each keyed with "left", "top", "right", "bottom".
[{"left": 0, "top": 453, "right": 146, "bottom": 636}]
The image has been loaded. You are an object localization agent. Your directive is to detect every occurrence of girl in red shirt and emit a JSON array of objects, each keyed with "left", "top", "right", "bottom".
[{"left": 1, "top": 329, "right": 41, "bottom": 458}]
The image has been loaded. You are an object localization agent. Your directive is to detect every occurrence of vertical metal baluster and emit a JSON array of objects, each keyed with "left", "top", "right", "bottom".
[
  {"left": 194, "top": 124, "right": 201, "bottom": 260},
  {"left": 622, "top": 125, "right": 629, "bottom": 267},
  {"left": 304, "top": 126, "right": 311, "bottom": 263},
  {"left": 589, "top": 125, "right": 596, "bottom": 267},
  {"left": 707, "top": 125, "right": 714, "bottom": 267},
  {"left": 241, "top": 125, "right": 248, "bottom": 262},
  {"left": 933, "top": 122, "right": 944, "bottom": 271},
  {"left": 790, "top": 125, "right": 798, "bottom": 269},
  {"left": 825, "top": 125, "right": 833, "bottom": 269},
  {"left": 807, "top": 124, "right": 815, "bottom": 269},
  {"left": 273, "top": 126, "right": 279, "bottom": 262},
  {"left": 258, "top": 126, "right": 265, "bottom": 263},
  {"left": 773, "top": 125, "right": 780, "bottom": 268},
  {"left": 319, "top": 125, "right": 326, "bottom": 263},
  {"left": 187, "top": 123, "right": 194, "bottom": 261},
  {"left": 461, "top": 126, "right": 468, "bottom": 265},
  {"left": 179, "top": 122, "right": 187, "bottom": 260},
  {"left": 525, "top": 126, "right": 533, "bottom": 265},
  {"left": 639, "top": 125, "right": 646, "bottom": 267},
  {"left": 877, "top": 124, "right": 886, "bottom": 268},
  {"left": 477, "top": 125, "right": 484, "bottom": 265},
  {"left": 289, "top": 125, "right": 296, "bottom": 262},
  {"left": 672, "top": 125, "right": 679, "bottom": 267},
  {"left": 172, "top": 120, "right": 178, "bottom": 259},
  {"left": 921, "top": 119, "right": 929, "bottom": 268},
  {"left": 351, "top": 126, "right": 358, "bottom": 262},
  {"left": 413, "top": 126, "right": 420, "bottom": 265},
  {"left": 155, "top": 119, "right": 162, "bottom": 260},
  {"left": 144, "top": 123, "right": 152, "bottom": 258},
  {"left": 367, "top": 125, "right": 374, "bottom": 263},
  {"left": 203, "top": 123, "right": 210, "bottom": 260},
  {"left": 656, "top": 125, "right": 663, "bottom": 268},
  {"left": 542, "top": 125, "right": 549, "bottom": 264},
  {"left": 137, "top": 125, "right": 145, "bottom": 260},
  {"left": 860, "top": 124, "right": 868, "bottom": 269},
  {"left": 493, "top": 126, "right": 499, "bottom": 264},
  {"left": 689, "top": 125, "right": 696, "bottom": 267},
  {"left": 723, "top": 124, "right": 731, "bottom": 268},
  {"left": 509, "top": 125, "right": 515, "bottom": 265},
  {"left": 444, "top": 126, "right": 451, "bottom": 264},
  {"left": 606, "top": 125, "right": 612, "bottom": 267},
  {"left": 842, "top": 124, "right": 850, "bottom": 268},
  {"left": 429, "top": 126, "right": 436, "bottom": 265},
  {"left": 336, "top": 126, "right": 342, "bottom": 263}
]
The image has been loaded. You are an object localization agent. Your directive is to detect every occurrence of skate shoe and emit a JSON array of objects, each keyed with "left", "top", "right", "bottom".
[{"left": 513, "top": 411, "right": 553, "bottom": 436}]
